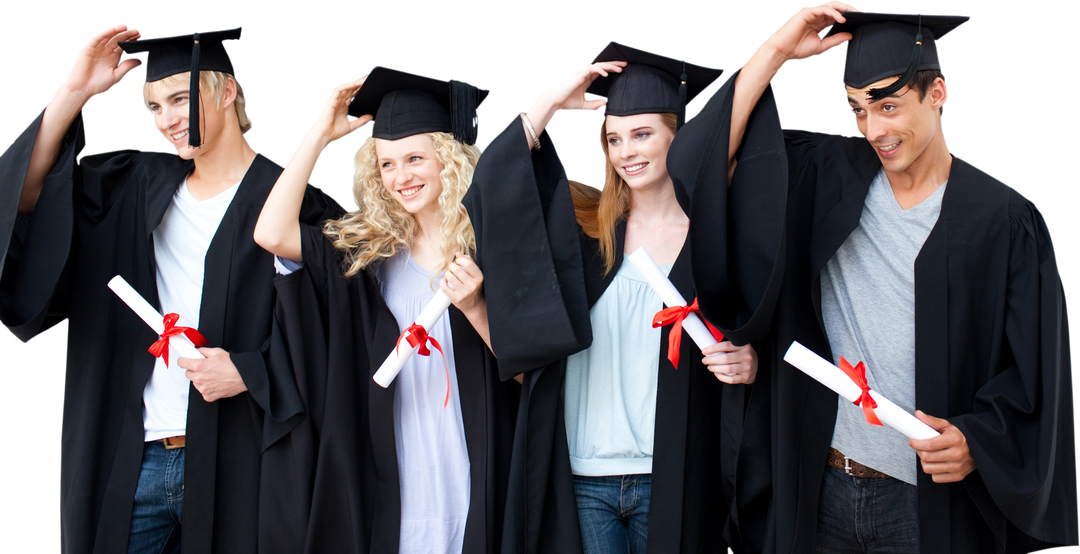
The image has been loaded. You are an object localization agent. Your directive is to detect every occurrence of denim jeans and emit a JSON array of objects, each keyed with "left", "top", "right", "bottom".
[
  {"left": 572, "top": 474, "right": 651, "bottom": 554},
  {"left": 815, "top": 466, "right": 919, "bottom": 553},
  {"left": 127, "top": 441, "right": 185, "bottom": 554}
]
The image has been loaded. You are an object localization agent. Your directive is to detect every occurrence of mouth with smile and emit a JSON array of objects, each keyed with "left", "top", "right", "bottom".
[
  {"left": 169, "top": 129, "right": 189, "bottom": 144},
  {"left": 398, "top": 185, "right": 424, "bottom": 199},
  {"left": 623, "top": 162, "right": 649, "bottom": 176},
  {"left": 875, "top": 140, "right": 901, "bottom": 158}
]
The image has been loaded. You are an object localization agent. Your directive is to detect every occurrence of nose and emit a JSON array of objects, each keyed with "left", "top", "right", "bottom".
[
  {"left": 394, "top": 165, "right": 414, "bottom": 188},
  {"left": 864, "top": 112, "right": 889, "bottom": 143},
  {"left": 159, "top": 104, "right": 184, "bottom": 130},
  {"left": 620, "top": 141, "right": 637, "bottom": 160}
]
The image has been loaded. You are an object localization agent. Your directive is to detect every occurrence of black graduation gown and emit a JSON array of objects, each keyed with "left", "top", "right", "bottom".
[
  {"left": 462, "top": 118, "right": 736, "bottom": 554},
  {"left": 0, "top": 112, "right": 343, "bottom": 554},
  {"left": 258, "top": 222, "right": 519, "bottom": 554},
  {"left": 679, "top": 77, "right": 1078, "bottom": 553}
]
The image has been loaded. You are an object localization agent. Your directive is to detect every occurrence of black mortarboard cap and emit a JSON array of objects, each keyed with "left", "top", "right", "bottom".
[
  {"left": 348, "top": 67, "right": 488, "bottom": 146},
  {"left": 587, "top": 42, "right": 723, "bottom": 129},
  {"left": 119, "top": 28, "right": 242, "bottom": 148},
  {"left": 827, "top": 13, "right": 967, "bottom": 101}
]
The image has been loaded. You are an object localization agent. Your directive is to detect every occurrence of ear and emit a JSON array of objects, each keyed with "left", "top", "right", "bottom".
[
  {"left": 929, "top": 76, "right": 947, "bottom": 111},
  {"left": 220, "top": 77, "right": 238, "bottom": 110}
]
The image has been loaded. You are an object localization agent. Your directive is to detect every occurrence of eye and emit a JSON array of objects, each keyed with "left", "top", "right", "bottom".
[
  {"left": 635, "top": 132, "right": 651, "bottom": 140},
  {"left": 381, "top": 161, "right": 393, "bottom": 169},
  {"left": 409, "top": 156, "right": 422, "bottom": 163},
  {"left": 175, "top": 95, "right": 189, "bottom": 106},
  {"left": 607, "top": 137, "right": 620, "bottom": 146},
  {"left": 149, "top": 104, "right": 161, "bottom": 114},
  {"left": 882, "top": 104, "right": 896, "bottom": 113},
  {"left": 850, "top": 106, "right": 865, "bottom": 115}
]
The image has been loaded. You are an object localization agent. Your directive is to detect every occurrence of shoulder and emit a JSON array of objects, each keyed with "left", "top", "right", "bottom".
[{"left": 79, "top": 149, "right": 189, "bottom": 174}]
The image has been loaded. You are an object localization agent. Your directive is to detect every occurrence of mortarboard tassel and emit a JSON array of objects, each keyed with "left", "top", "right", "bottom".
[
  {"left": 868, "top": 17, "right": 923, "bottom": 103},
  {"left": 187, "top": 33, "right": 202, "bottom": 147},
  {"left": 449, "top": 77, "right": 479, "bottom": 144},
  {"left": 678, "top": 63, "right": 686, "bottom": 129}
]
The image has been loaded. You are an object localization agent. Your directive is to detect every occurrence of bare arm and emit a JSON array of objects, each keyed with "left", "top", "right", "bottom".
[
  {"left": 20, "top": 26, "right": 143, "bottom": 214},
  {"left": 728, "top": 3, "right": 857, "bottom": 177},
  {"left": 253, "top": 78, "right": 371, "bottom": 261},
  {"left": 520, "top": 62, "right": 627, "bottom": 148},
  {"left": 441, "top": 253, "right": 493, "bottom": 350}
]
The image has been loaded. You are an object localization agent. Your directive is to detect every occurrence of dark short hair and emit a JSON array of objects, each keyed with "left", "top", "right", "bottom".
[{"left": 907, "top": 69, "right": 944, "bottom": 115}]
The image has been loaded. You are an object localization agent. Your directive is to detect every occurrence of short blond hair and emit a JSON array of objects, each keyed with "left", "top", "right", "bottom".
[{"left": 143, "top": 71, "right": 252, "bottom": 133}]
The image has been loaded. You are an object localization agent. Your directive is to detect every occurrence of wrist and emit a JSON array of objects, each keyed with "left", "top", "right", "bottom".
[
  {"left": 55, "top": 83, "right": 94, "bottom": 109},
  {"left": 303, "top": 128, "right": 333, "bottom": 149}
]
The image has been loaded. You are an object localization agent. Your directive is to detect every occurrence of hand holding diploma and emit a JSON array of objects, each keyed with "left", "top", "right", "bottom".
[
  {"left": 107, "top": 275, "right": 206, "bottom": 366},
  {"left": 783, "top": 341, "right": 939, "bottom": 440},
  {"left": 627, "top": 248, "right": 756, "bottom": 383}
]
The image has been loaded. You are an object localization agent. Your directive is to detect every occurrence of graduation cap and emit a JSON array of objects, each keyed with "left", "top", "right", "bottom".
[
  {"left": 587, "top": 42, "right": 723, "bottom": 129},
  {"left": 119, "top": 28, "right": 242, "bottom": 148},
  {"left": 347, "top": 67, "right": 488, "bottom": 146},
  {"left": 826, "top": 13, "right": 968, "bottom": 102}
]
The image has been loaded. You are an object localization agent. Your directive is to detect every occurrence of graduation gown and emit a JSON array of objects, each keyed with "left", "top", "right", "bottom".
[
  {"left": 258, "top": 222, "right": 519, "bottom": 554},
  {"left": 462, "top": 118, "right": 737, "bottom": 554},
  {"left": 678, "top": 77, "right": 1078, "bottom": 553},
  {"left": 0, "top": 112, "right": 343, "bottom": 554}
]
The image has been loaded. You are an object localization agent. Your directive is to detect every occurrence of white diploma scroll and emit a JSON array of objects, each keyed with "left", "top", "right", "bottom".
[
  {"left": 783, "top": 341, "right": 938, "bottom": 440},
  {"left": 107, "top": 275, "right": 205, "bottom": 361},
  {"left": 373, "top": 290, "right": 453, "bottom": 388},
  {"left": 627, "top": 247, "right": 723, "bottom": 354}
]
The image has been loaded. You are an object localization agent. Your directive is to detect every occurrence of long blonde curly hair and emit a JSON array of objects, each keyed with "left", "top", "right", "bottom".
[{"left": 323, "top": 131, "right": 481, "bottom": 279}]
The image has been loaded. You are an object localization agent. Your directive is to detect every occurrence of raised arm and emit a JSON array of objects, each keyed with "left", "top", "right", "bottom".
[
  {"left": 520, "top": 62, "right": 626, "bottom": 147},
  {"left": 19, "top": 26, "right": 143, "bottom": 214},
  {"left": 728, "top": 3, "right": 856, "bottom": 172},
  {"left": 253, "top": 78, "right": 371, "bottom": 261}
]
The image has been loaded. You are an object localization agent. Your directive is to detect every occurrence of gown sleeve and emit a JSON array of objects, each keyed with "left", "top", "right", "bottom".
[
  {"left": 462, "top": 117, "right": 592, "bottom": 379},
  {"left": 950, "top": 198, "right": 1077, "bottom": 549},
  {"left": 668, "top": 72, "right": 788, "bottom": 346},
  {"left": 0, "top": 111, "right": 145, "bottom": 341}
]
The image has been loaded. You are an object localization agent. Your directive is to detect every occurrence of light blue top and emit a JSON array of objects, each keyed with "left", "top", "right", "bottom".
[
  {"left": 563, "top": 254, "right": 672, "bottom": 476},
  {"left": 378, "top": 252, "right": 470, "bottom": 554}
]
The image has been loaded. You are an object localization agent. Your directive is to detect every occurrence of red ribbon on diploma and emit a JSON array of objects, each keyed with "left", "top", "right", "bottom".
[
  {"left": 838, "top": 357, "right": 883, "bottom": 426},
  {"left": 652, "top": 298, "right": 725, "bottom": 368},
  {"left": 148, "top": 313, "right": 207, "bottom": 368},
  {"left": 396, "top": 323, "right": 451, "bottom": 408}
]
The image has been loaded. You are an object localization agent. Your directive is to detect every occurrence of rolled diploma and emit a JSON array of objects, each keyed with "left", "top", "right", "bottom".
[
  {"left": 373, "top": 290, "right": 453, "bottom": 388},
  {"left": 627, "top": 247, "right": 722, "bottom": 354},
  {"left": 107, "top": 275, "right": 204, "bottom": 361},
  {"left": 783, "top": 341, "right": 938, "bottom": 440}
]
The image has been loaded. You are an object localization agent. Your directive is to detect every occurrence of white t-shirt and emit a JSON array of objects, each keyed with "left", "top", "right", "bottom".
[{"left": 143, "top": 177, "right": 241, "bottom": 441}]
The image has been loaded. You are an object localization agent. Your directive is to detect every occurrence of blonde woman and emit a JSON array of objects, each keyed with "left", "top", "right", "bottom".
[
  {"left": 463, "top": 44, "right": 757, "bottom": 554},
  {"left": 254, "top": 69, "right": 517, "bottom": 554}
]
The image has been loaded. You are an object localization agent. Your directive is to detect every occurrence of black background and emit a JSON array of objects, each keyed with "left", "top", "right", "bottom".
[{"left": 12, "top": 8, "right": 1075, "bottom": 533}]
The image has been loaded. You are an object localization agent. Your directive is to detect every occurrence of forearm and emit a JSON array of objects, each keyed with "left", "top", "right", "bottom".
[
  {"left": 522, "top": 96, "right": 559, "bottom": 148},
  {"left": 461, "top": 301, "right": 493, "bottom": 353},
  {"left": 254, "top": 130, "right": 330, "bottom": 261},
  {"left": 729, "top": 44, "right": 787, "bottom": 169},
  {"left": 19, "top": 86, "right": 93, "bottom": 214}
]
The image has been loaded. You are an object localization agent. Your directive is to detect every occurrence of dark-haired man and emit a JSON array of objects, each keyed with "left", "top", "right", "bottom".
[
  {"left": 0, "top": 27, "right": 340, "bottom": 553},
  {"left": 670, "top": 3, "right": 1077, "bottom": 553}
]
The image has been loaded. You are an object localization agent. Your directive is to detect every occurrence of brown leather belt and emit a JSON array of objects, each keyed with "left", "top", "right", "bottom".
[
  {"left": 827, "top": 447, "right": 892, "bottom": 479},
  {"left": 160, "top": 435, "right": 186, "bottom": 449}
]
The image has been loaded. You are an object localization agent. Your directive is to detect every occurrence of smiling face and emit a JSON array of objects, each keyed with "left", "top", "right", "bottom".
[
  {"left": 847, "top": 75, "right": 947, "bottom": 175},
  {"left": 145, "top": 73, "right": 235, "bottom": 160},
  {"left": 376, "top": 134, "right": 444, "bottom": 217},
  {"left": 603, "top": 113, "right": 676, "bottom": 192}
]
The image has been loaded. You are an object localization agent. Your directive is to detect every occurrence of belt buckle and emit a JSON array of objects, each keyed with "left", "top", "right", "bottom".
[
  {"left": 843, "top": 456, "right": 854, "bottom": 477},
  {"left": 161, "top": 436, "right": 184, "bottom": 449}
]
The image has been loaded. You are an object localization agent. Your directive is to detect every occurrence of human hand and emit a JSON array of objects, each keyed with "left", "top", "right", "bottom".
[
  {"left": 702, "top": 341, "right": 757, "bottom": 384},
  {"left": 765, "top": 3, "right": 857, "bottom": 63},
  {"left": 908, "top": 410, "right": 977, "bottom": 483},
  {"left": 441, "top": 253, "right": 485, "bottom": 316},
  {"left": 64, "top": 26, "right": 143, "bottom": 99},
  {"left": 178, "top": 347, "right": 249, "bottom": 403},
  {"left": 539, "top": 62, "right": 626, "bottom": 113},
  {"left": 310, "top": 77, "right": 373, "bottom": 143}
]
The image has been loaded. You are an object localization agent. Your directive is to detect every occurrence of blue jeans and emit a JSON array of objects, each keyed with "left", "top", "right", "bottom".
[
  {"left": 573, "top": 475, "right": 651, "bottom": 554},
  {"left": 815, "top": 466, "right": 919, "bottom": 553},
  {"left": 127, "top": 441, "right": 185, "bottom": 554}
]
